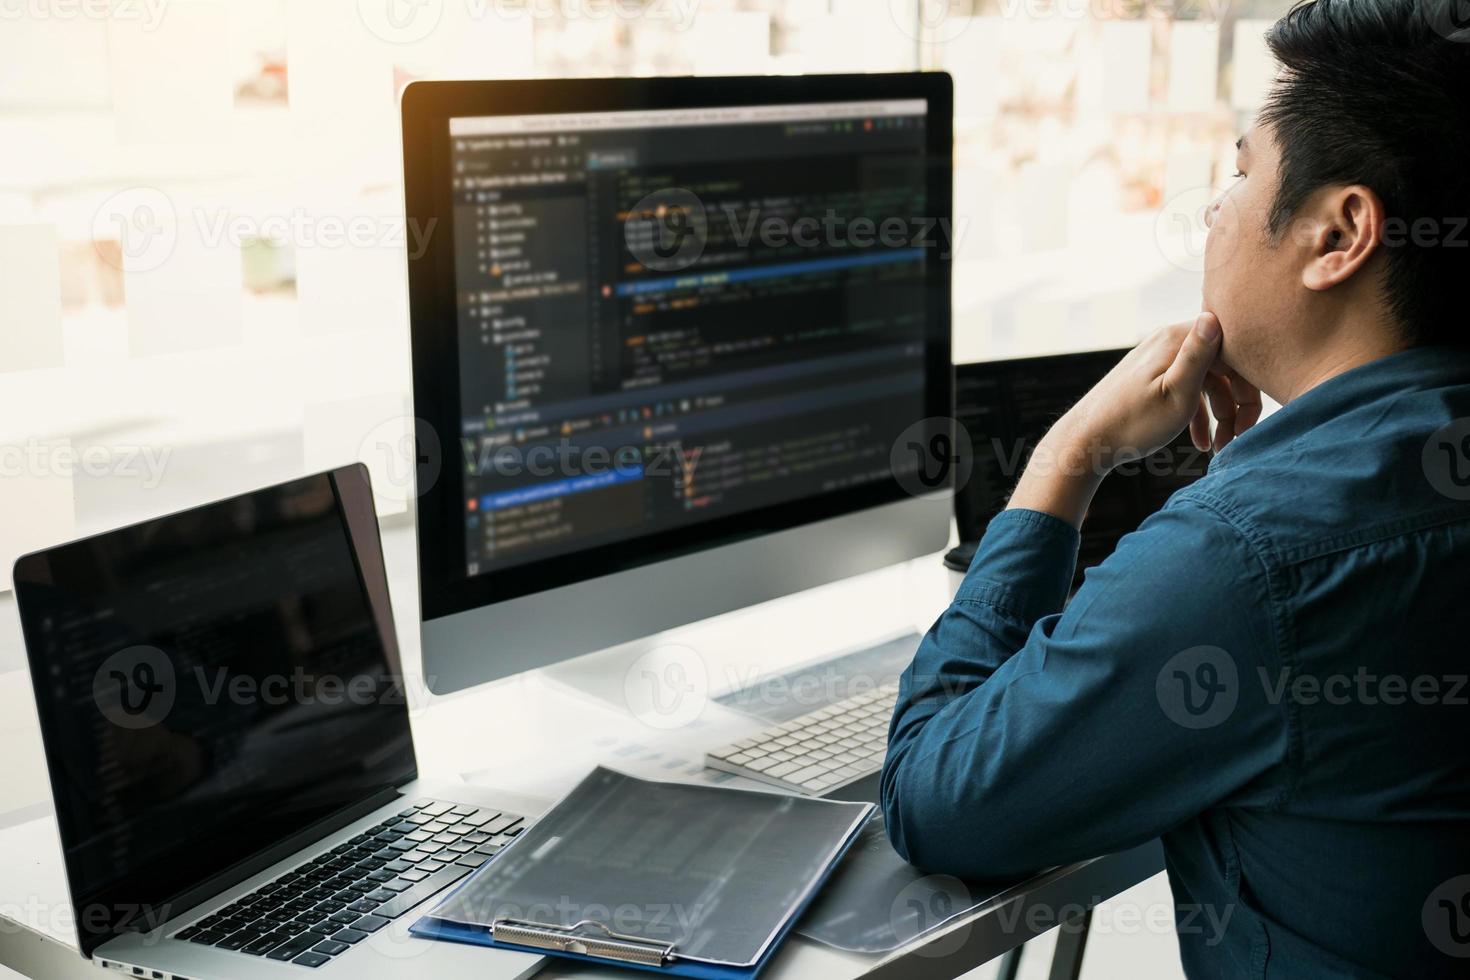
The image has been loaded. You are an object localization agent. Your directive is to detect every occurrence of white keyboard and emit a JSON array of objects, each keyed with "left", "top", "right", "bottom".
[{"left": 704, "top": 681, "right": 899, "bottom": 796}]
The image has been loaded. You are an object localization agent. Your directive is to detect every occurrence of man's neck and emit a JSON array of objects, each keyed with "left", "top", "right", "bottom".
[{"left": 1278, "top": 324, "right": 1410, "bottom": 404}]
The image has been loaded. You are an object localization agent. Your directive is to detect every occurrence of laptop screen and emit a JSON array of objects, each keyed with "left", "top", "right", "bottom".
[{"left": 13, "top": 466, "right": 416, "bottom": 956}]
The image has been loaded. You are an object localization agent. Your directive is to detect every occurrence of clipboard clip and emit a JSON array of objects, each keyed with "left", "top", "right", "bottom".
[{"left": 491, "top": 918, "right": 676, "bottom": 967}]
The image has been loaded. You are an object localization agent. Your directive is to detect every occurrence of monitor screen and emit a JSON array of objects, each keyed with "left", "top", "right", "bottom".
[
  {"left": 13, "top": 467, "right": 415, "bottom": 956},
  {"left": 407, "top": 78, "right": 953, "bottom": 622},
  {"left": 955, "top": 350, "right": 1211, "bottom": 584}
]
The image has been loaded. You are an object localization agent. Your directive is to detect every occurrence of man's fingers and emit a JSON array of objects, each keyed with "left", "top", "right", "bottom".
[
  {"left": 1162, "top": 313, "right": 1223, "bottom": 404},
  {"left": 1228, "top": 370, "right": 1264, "bottom": 436},
  {"left": 1190, "top": 395, "right": 1212, "bottom": 453},
  {"left": 1203, "top": 373, "right": 1238, "bottom": 453}
]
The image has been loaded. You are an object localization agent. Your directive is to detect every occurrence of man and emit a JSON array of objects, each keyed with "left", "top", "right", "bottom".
[{"left": 880, "top": 1, "right": 1470, "bottom": 976}]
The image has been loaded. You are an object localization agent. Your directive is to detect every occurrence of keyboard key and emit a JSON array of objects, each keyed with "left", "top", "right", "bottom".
[
  {"left": 217, "top": 928, "right": 264, "bottom": 950},
  {"left": 461, "top": 810, "right": 496, "bottom": 827},
  {"left": 353, "top": 914, "right": 390, "bottom": 933},
  {"left": 373, "top": 864, "right": 473, "bottom": 919},
  {"left": 385, "top": 860, "right": 413, "bottom": 873},
  {"left": 329, "top": 910, "right": 361, "bottom": 925},
  {"left": 481, "top": 815, "right": 522, "bottom": 835},
  {"left": 382, "top": 879, "right": 414, "bottom": 892},
  {"left": 188, "top": 930, "right": 226, "bottom": 945},
  {"left": 242, "top": 933, "right": 287, "bottom": 956},
  {"left": 456, "top": 854, "right": 488, "bottom": 869},
  {"left": 313, "top": 939, "right": 351, "bottom": 955},
  {"left": 421, "top": 801, "right": 453, "bottom": 816},
  {"left": 348, "top": 899, "right": 380, "bottom": 914},
  {"left": 400, "top": 869, "right": 430, "bottom": 882},
  {"left": 266, "top": 934, "right": 318, "bottom": 961},
  {"left": 474, "top": 842, "right": 503, "bottom": 856},
  {"left": 332, "top": 928, "right": 370, "bottom": 944},
  {"left": 292, "top": 951, "right": 332, "bottom": 967}
]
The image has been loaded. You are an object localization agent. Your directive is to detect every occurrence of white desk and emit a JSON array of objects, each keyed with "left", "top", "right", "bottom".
[{"left": 0, "top": 520, "right": 1164, "bottom": 979}]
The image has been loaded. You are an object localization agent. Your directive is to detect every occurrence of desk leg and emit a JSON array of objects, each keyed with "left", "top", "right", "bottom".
[
  {"left": 995, "top": 946, "right": 1024, "bottom": 980},
  {"left": 1046, "top": 909, "right": 1092, "bottom": 980}
]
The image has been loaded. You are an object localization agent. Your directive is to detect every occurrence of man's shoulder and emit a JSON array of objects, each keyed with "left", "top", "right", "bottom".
[{"left": 1168, "top": 399, "right": 1470, "bottom": 569}]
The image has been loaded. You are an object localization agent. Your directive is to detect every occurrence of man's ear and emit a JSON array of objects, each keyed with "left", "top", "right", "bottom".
[{"left": 1301, "top": 185, "right": 1384, "bottom": 292}]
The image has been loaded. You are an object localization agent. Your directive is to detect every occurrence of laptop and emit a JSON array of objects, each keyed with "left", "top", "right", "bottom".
[
  {"left": 13, "top": 465, "right": 547, "bottom": 978},
  {"left": 946, "top": 348, "right": 1210, "bottom": 585}
]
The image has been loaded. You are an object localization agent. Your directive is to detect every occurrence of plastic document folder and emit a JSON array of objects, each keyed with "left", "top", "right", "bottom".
[
  {"left": 411, "top": 767, "right": 874, "bottom": 977},
  {"left": 796, "top": 813, "right": 1020, "bottom": 953}
]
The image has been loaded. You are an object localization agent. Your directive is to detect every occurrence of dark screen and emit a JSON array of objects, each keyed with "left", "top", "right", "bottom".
[
  {"left": 13, "top": 467, "right": 416, "bottom": 955},
  {"left": 955, "top": 350, "right": 1211, "bottom": 586},
  {"left": 447, "top": 101, "right": 930, "bottom": 578}
]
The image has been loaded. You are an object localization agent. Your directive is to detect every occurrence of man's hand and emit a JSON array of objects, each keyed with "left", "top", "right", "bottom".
[{"left": 1006, "top": 313, "right": 1262, "bottom": 528}]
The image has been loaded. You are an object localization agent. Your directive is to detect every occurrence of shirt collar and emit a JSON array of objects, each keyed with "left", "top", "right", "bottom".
[{"left": 1210, "top": 345, "right": 1470, "bottom": 470}]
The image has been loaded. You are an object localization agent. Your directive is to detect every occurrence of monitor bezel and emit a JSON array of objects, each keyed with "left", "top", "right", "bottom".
[{"left": 402, "top": 73, "right": 955, "bottom": 623}]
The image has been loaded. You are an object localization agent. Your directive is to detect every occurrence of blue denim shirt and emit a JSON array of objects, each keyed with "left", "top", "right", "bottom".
[{"left": 881, "top": 346, "right": 1470, "bottom": 979}]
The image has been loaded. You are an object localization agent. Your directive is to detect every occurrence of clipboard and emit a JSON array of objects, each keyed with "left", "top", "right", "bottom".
[{"left": 410, "top": 767, "right": 874, "bottom": 978}]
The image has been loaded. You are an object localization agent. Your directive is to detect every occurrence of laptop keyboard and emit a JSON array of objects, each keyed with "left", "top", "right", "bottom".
[{"left": 170, "top": 799, "right": 526, "bottom": 968}]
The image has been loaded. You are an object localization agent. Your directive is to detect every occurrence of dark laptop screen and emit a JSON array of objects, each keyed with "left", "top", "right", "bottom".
[
  {"left": 956, "top": 349, "right": 1210, "bottom": 585},
  {"left": 13, "top": 466, "right": 416, "bottom": 956}
]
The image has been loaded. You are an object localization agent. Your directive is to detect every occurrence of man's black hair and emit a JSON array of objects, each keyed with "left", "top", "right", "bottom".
[{"left": 1262, "top": 0, "right": 1470, "bottom": 345}]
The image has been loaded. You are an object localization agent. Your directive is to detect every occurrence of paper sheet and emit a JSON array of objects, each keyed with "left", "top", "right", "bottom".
[
  {"left": 122, "top": 195, "right": 243, "bottom": 356},
  {"left": 1098, "top": 21, "right": 1153, "bottom": 115},
  {"left": 686, "top": 12, "right": 771, "bottom": 75},
  {"left": 0, "top": 15, "right": 110, "bottom": 109},
  {"left": 1167, "top": 22, "right": 1220, "bottom": 112},
  {"left": 108, "top": 0, "right": 232, "bottom": 144},
  {"left": 1017, "top": 164, "right": 1070, "bottom": 253},
  {"left": 0, "top": 225, "right": 65, "bottom": 372},
  {"left": 1231, "top": 20, "right": 1277, "bottom": 111}
]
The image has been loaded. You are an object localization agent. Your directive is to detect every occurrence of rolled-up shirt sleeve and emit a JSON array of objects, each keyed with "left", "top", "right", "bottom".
[{"left": 880, "top": 497, "right": 1290, "bottom": 880}]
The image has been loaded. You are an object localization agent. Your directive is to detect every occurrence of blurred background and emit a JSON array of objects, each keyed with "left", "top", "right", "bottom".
[{"left": 0, "top": 0, "right": 1291, "bottom": 570}]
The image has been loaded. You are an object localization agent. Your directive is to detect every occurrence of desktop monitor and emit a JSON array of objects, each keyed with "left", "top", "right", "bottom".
[
  {"left": 951, "top": 348, "right": 1211, "bottom": 587},
  {"left": 402, "top": 74, "right": 955, "bottom": 694}
]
